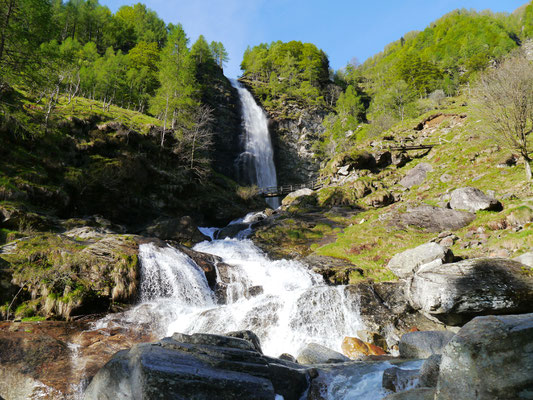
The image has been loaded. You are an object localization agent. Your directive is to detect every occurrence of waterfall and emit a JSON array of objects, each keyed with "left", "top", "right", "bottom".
[
  {"left": 95, "top": 239, "right": 364, "bottom": 358},
  {"left": 232, "top": 79, "right": 280, "bottom": 209}
]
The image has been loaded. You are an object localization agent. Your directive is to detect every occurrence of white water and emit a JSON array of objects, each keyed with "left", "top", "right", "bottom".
[
  {"left": 95, "top": 237, "right": 363, "bottom": 357},
  {"left": 232, "top": 79, "right": 280, "bottom": 209}
]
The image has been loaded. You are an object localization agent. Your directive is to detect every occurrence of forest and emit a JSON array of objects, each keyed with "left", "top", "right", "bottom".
[{"left": 0, "top": 0, "right": 228, "bottom": 146}]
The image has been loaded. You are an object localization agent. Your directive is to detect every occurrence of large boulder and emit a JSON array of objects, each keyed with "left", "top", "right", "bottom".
[
  {"left": 393, "top": 205, "right": 476, "bottom": 232},
  {"left": 84, "top": 332, "right": 311, "bottom": 400},
  {"left": 399, "top": 331, "right": 455, "bottom": 359},
  {"left": 387, "top": 242, "right": 454, "bottom": 278},
  {"left": 400, "top": 163, "right": 433, "bottom": 188},
  {"left": 449, "top": 187, "right": 502, "bottom": 213},
  {"left": 296, "top": 343, "right": 349, "bottom": 365},
  {"left": 436, "top": 313, "right": 533, "bottom": 400},
  {"left": 408, "top": 258, "right": 533, "bottom": 325}
]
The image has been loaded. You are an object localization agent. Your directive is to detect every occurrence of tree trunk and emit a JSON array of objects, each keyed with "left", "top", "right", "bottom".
[
  {"left": 161, "top": 94, "right": 169, "bottom": 148},
  {"left": 0, "top": 0, "right": 15, "bottom": 67},
  {"left": 524, "top": 155, "right": 532, "bottom": 181}
]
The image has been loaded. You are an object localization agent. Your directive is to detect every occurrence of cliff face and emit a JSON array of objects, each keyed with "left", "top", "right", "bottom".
[
  {"left": 269, "top": 107, "right": 327, "bottom": 184},
  {"left": 200, "top": 70, "right": 243, "bottom": 181}
]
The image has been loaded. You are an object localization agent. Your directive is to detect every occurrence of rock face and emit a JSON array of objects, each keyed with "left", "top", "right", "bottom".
[
  {"left": 84, "top": 332, "right": 311, "bottom": 400},
  {"left": 296, "top": 343, "right": 349, "bottom": 365},
  {"left": 436, "top": 313, "right": 533, "bottom": 400},
  {"left": 400, "top": 163, "right": 433, "bottom": 188},
  {"left": 408, "top": 258, "right": 533, "bottom": 325},
  {"left": 270, "top": 108, "right": 328, "bottom": 184},
  {"left": 399, "top": 331, "right": 455, "bottom": 359},
  {"left": 449, "top": 187, "right": 502, "bottom": 213},
  {"left": 387, "top": 242, "right": 454, "bottom": 278},
  {"left": 393, "top": 205, "right": 476, "bottom": 232}
]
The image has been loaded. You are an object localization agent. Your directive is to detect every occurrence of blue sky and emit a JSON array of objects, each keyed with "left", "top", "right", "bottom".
[{"left": 100, "top": 0, "right": 528, "bottom": 78}]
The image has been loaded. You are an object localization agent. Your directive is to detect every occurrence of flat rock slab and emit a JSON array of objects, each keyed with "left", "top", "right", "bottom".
[
  {"left": 408, "top": 258, "right": 533, "bottom": 325},
  {"left": 84, "top": 332, "right": 311, "bottom": 400},
  {"left": 392, "top": 205, "right": 475, "bottom": 232},
  {"left": 436, "top": 313, "right": 533, "bottom": 400},
  {"left": 400, "top": 163, "right": 433, "bottom": 188}
]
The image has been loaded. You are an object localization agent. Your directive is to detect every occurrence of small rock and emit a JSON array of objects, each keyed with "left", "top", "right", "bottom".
[
  {"left": 341, "top": 337, "right": 387, "bottom": 359},
  {"left": 296, "top": 343, "right": 349, "bottom": 365},
  {"left": 440, "top": 173, "right": 452, "bottom": 183},
  {"left": 399, "top": 331, "right": 455, "bottom": 359}
]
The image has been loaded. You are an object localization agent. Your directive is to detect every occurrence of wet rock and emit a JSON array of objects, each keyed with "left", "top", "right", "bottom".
[
  {"left": 383, "top": 387, "right": 435, "bottom": 400},
  {"left": 144, "top": 216, "right": 208, "bottom": 245},
  {"left": 387, "top": 242, "right": 454, "bottom": 278},
  {"left": 175, "top": 245, "right": 220, "bottom": 290},
  {"left": 449, "top": 187, "right": 502, "bottom": 213},
  {"left": 436, "top": 313, "right": 533, "bottom": 400},
  {"left": 216, "top": 223, "right": 249, "bottom": 239},
  {"left": 341, "top": 337, "right": 387, "bottom": 359},
  {"left": 418, "top": 354, "right": 441, "bottom": 388},
  {"left": 399, "top": 331, "right": 455, "bottom": 359},
  {"left": 408, "top": 258, "right": 533, "bottom": 325},
  {"left": 296, "top": 343, "right": 349, "bottom": 364},
  {"left": 400, "top": 163, "right": 433, "bottom": 188},
  {"left": 393, "top": 205, "right": 476, "bottom": 232},
  {"left": 225, "top": 330, "right": 263, "bottom": 354},
  {"left": 383, "top": 366, "right": 420, "bottom": 392},
  {"left": 85, "top": 332, "right": 311, "bottom": 400},
  {"left": 514, "top": 252, "right": 533, "bottom": 267}
]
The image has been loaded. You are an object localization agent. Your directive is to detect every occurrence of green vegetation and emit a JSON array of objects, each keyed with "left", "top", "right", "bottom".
[{"left": 240, "top": 41, "right": 331, "bottom": 110}]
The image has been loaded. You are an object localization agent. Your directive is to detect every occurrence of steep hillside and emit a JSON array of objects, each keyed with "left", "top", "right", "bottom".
[{"left": 253, "top": 95, "right": 532, "bottom": 283}]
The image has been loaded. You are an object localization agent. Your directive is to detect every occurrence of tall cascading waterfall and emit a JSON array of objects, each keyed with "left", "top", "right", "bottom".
[{"left": 232, "top": 79, "right": 280, "bottom": 209}]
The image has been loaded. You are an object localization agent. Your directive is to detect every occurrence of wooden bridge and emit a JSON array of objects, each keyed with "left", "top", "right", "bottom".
[{"left": 259, "top": 177, "right": 327, "bottom": 198}]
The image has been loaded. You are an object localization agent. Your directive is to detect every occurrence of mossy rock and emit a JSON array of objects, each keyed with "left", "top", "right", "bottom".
[{"left": 2, "top": 230, "right": 140, "bottom": 320}]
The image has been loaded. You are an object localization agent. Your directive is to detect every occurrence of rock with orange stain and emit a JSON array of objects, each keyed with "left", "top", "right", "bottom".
[{"left": 341, "top": 336, "right": 387, "bottom": 359}]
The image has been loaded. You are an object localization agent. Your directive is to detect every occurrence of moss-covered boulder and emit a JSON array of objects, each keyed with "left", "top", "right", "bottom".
[{"left": 0, "top": 229, "right": 140, "bottom": 320}]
